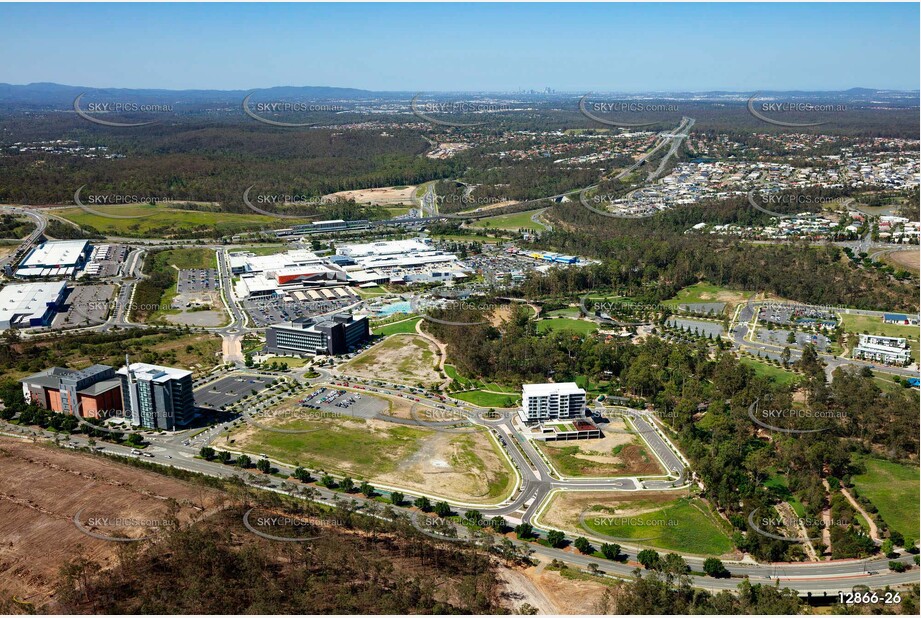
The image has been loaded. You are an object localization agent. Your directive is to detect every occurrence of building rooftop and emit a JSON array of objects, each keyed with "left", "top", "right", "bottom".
[
  {"left": 0, "top": 280, "right": 67, "bottom": 330},
  {"left": 20, "top": 240, "right": 88, "bottom": 268},
  {"left": 523, "top": 382, "right": 584, "bottom": 396},
  {"left": 117, "top": 363, "right": 192, "bottom": 382}
]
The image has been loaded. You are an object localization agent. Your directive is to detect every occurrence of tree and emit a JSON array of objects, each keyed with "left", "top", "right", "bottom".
[
  {"left": 359, "top": 481, "right": 375, "bottom": 497},
  {"left": 547, "top": 529, "right": 566, "bottom": 548},
  {"left": 881, "top": 539, "right": 895, "bottom": 557},
  {"left": 434, "top": 501, "right": 452, "bottom": 518},
  {"left": 199, "top": 446, "right": 215, "bottom": 460},
  {"left": 601, "top": 543, "right": 621, "bottom": 560},
  {"left": 236, "top": 454, "right": 252, "bottom": 468},
  {"left": 320, "top": 474, "right": 336, "bottom": 488},
  {"left": 637, "top": 549, "right": 661, "bottom": 570},
  {"left": 489, "top": 515, "right": 507, "bottom": 533},
  {"left": 339, "top": 477, "right": 354, "bottom": 492},
  {"left": 515, "top": 522, "right": 534, "bottom": 540},
  {"left": 703, "top": 557, "right": 730, "bottom": 578},
  {"left": 464, "top": 509, "right": 483, "bottom": 527},
  {"left": 244, "top": 354, "right": 254, "bottom": 368},
  {"left": 216, "top": 450, "right": 231, "bottom": 464},
  {"left": 414, "top": 496, "right": 432, "bottom": 512},
  {"left": 574, "top": 536, "right": 592, "bottom": 554},
  {"left": 390, "top": 491, "right": 404, "bottom": 506},
  {"left": 293, "top": 466, "right": 312, "bottom": 483},
  {"left": 256, "top": 458, "right": 271, "bottom": 473}
]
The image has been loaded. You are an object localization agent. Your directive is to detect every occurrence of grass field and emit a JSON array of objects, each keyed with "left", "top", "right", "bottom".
[
  {"left": 261, "top": 356, "right": 309, "bottom": 368},
  {"left": 343, "top": 334, "right": 439, "bottom": 385},
  {"left": 471, "top": 208, "right": 548, "bottom": 231},
  {"left": 231, "top": 244, "right": 290, "bottom": 256},
  {"left": 372, "top": 316, "right": 422, "bottom": 336},
  {"left": 228, "top": 411, "right": 515, "bottom": 503},
  {"left": 57, "top": 204, "right": 309, "bottom": 238},
  {"left": 537, "top": 432, "right": 663, "bottom": 478},
  {"left": 162, "top": 247, "right": 218, "bottom": 269},
  {"left": 431, "top": 233, "right": 499, "bottom": 243},
  {"left": 537, "top": 317, "right": 598, "bottom": 335},
  {"left": 452, "top": 389, "right": 520, "bottom": 408},
  {"left": 852, "top": 457, "right": 920, "bottom": 543},
  {"left": 582, "top": 496, "right": 734, "bottom": 556},
  {"left": 739, "top": 356, "right": 802, "bottom": 386},
  {"left": 839, "top": 314, "right": 920, "bottom": 362}
]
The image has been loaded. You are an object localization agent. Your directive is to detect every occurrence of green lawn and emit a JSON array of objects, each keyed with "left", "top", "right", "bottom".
[
  {"left": 472, "top": 208, "right": 548, "bottom": 231},
  {"left": 445, "top": 364, "right": 473, "bottom": 386},
  {"left": 582, "top": 497, "right": 734, "bottom": 556},
  {"left": 372, "top": 316, "right": 422, "bottom": 336},
  {"left": 162, "top": 247, "right": 218, "bottom": 269},
  {"left": 536, "top": 317, "right": 598, "bottom": 335},
  {"left": 231, "top": 244, "right": 290, "bottom": 256},
  {"left": 261, "top": 356, "right": 309, "bottom": 368},
  {"left": 739, "top": 356, "right": 802, "bottom": 386},
  {"left": 852, "top": 457, "right": 920, "bottom": 543},
  {"left": 452, "top": 389, "right": 520, "bottom": 408},
  {"left": 58, "top": 203, "right": 310, "bottom": 237}
]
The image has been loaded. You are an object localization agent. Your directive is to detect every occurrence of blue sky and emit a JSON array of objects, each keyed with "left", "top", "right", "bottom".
[{"left": 1, "top": 2, "right": 917, "bottom": 91}]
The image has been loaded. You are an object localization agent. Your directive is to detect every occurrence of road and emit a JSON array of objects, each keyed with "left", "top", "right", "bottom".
[{"left": 0, "top": 205, "right": 47, "bottom": 273}]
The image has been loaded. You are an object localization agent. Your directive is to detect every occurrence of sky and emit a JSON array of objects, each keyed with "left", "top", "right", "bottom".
[{"left": 0, "top": 2, "right": 918, "bottom": 92}]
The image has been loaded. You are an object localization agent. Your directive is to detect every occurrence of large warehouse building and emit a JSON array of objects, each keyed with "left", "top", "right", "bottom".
[
  {"left": 0, "top": 280, "right": 67, "bottom": 331},
  {"left": 16, "top": 240, "right": 91, "bottom": 278}
]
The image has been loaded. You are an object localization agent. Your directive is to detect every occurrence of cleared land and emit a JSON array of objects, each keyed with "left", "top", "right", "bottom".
[
  {"left": 852, "top": 458, "right": 920, "bottom": 543},
  {"left": 227, "top": 412, "right": 515, "bottom": 504},
  {"left": 536, "top": 420, "right": 664, "bottom": 477},
  {"left": 540, "top": 490, "right": 734, "bottom": 557},
  {"left": 0, "top": 438, "right": 227, "bottom": 608},
  {"left": 882, "top": 249, "right": 920, "bottom": 273},
  {"left": 325, "top": 185, "right": 417, "bottom": 206},
  {"left": 663, "top": 281, "right": 752, "bottom": 309},
  {"left": 342, "top": 334, "right": 440, "bottom": 386}
]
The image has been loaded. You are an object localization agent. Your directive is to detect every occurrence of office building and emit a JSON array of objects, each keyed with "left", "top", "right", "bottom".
[
  {"left": 20, "top": 364, "right": 123, "bottom": 418},
  {"left": 520, "top": 382, "right": 587, "bottom": 423},
  {"left": 265, "top": 313, "right": 370, "bottom": 356},
  {"left": 117, "top": 361, "right": 195, "bottom": 430}
]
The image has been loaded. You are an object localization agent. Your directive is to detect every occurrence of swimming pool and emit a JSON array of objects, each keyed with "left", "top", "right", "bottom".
[{"left": 376, "top": 301, "right": 412, "bottom": 316}]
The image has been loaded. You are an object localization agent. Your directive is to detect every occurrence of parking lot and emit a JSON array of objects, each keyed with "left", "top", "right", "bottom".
[
  {"left": 754, "top": 327, "right": 829, "bottom": 351},
  {"left": 194, "top": 374, "right": 274, "bottom": 410},
  {"left": 758, "top": 304, "right": 837, "bottom": 327},
  {"left": 243, "top": 295, "right": 357, "bottom": 327},
  {"left": 677, "top": 302, "right": 726, "bottom": 316},
  {"left": 667, "top": 317, "right": 725, "bottom": 338},
  {"left": 293, "top": 386, "right": 389, "bottom": 419},
  {"left": 54, "top": 284, "right": 115, "bottom": 327},
  {"left": 176, "top": 268, "right": 219, "bottom": 295}
]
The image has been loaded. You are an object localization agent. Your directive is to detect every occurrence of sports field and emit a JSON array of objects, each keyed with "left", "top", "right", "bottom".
[{"left": 537, "top": 317, "right": 598, "bottom": 335}]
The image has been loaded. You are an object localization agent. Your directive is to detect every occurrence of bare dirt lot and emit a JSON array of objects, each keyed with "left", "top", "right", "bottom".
[
  {"left": 536, "top": 417, "right": 665, "bottom": 477},
  {"left": 507, "top": 562, "right": 610, "bottom": 614},
  {"left": 324, "top": 185, "right": 417, "bottom": 206},
  {"left": 0, "top": 437, "right": 226, "bottom": 609},
  {"left": 884, "top": 249, "right": 920, "bottom": 273},
  {"left": 343, "top": 334, "right": 441, "bottom": 386}
]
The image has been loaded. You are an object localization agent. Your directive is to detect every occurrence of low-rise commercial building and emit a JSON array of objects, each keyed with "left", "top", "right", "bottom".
[
  {"left": 853, "top": 334, "right": 912, "bottom": 365},
  {"left": 15, "top": 240, "right": 91, "bottom": 278},
  {"left": 265, "top": 313, "right": 370, "bottom": 356},
  {"left": 0, "top": 280, "right": 67, "bottom": 331}
]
